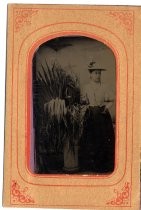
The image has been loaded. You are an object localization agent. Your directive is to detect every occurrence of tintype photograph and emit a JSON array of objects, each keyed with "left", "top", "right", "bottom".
[{"left": 32, "top": 36, "right": 116, "bottom": 174}]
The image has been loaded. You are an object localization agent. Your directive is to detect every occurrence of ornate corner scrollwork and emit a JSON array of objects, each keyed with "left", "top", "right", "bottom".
[
  {"left": 14, "top": 9, "right": 38, "bottom": 32},
  {"left": 108, "top": 11, "right": 133, "bottom": 35},
  {"left": 11, "top": 180, "right": 35, "bottom": 204},
  {"left": 106, "top": 182, "right": 130, "bottom": 206}
]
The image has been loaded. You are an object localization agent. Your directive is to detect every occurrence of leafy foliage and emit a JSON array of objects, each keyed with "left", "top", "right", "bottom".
[{"left": 35, "top": 61, "right": 83, "bottom": 154}]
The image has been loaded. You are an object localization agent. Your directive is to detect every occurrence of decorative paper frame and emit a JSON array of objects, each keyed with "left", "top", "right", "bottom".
[{"left": 3, "top": 4, "right": 140, "bottom": 209}]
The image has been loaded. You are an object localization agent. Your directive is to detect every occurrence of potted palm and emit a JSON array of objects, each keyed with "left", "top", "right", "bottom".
[{"left": 36, "top": 61, "right": 83, "bottom": 173}]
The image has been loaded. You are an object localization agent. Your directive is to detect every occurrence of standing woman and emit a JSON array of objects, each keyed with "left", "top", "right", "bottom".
[{"left": 79, "top": 61, "right": 115, "bottom": 173}]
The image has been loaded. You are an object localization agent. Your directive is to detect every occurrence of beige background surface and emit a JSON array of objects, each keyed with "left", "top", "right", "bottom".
[{"left": 3, "top": 4, "right": 140, "bottom": 209}]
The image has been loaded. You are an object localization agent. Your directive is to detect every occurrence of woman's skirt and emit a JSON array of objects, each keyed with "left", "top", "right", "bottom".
[{"left": 79, "top": 106, "right": 115, "bottom": 173}]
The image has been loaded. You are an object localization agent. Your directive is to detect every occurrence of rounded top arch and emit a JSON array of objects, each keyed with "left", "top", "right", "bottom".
[{"left": 33, "top": 35, "right": 116, "bottom": 88}]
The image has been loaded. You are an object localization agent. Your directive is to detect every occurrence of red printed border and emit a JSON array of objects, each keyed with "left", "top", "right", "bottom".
[
  {"left": 9, "top": 7, "right": 135, "bottom": 207},
  {"left": 20, "top": 26, "right": 126, "bottom": 185},
  {"left": 25, "top": 30, "right": 120, "bottom": 181}
]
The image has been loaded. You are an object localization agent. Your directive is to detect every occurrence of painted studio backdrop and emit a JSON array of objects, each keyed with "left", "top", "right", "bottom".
[{"left": 31, "top": 36, "right": 116, "bottom": 174}]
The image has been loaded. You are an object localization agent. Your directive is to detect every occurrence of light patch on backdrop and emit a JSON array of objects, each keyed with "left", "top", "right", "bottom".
[{"left": 34, "top": 36, "right": 116, "bottom": 120}]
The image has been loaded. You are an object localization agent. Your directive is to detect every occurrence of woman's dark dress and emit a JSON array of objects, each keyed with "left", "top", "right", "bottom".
[{"left": 79, "top": 105, "right": 115, "bottom": 173}]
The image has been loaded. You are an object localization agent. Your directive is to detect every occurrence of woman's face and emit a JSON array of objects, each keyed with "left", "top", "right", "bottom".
[{"left": 90, "top": 70, "right": 101, "bottom": 82}]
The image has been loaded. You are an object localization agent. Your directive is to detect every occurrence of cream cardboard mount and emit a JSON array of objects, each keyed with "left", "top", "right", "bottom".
[{"left": 3, "top": 4, "right": 141, "bottom": 209}]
